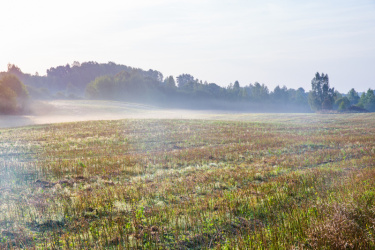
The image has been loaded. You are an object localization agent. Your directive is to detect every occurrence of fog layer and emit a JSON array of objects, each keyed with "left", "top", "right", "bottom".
[{"left": 0, "top": 100, "right": 239, "bottom": 128}]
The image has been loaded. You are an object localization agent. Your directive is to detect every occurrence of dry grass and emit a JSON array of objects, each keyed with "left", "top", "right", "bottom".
[{"left": 0, "top": 113, "right": 375, "bottom": 249}]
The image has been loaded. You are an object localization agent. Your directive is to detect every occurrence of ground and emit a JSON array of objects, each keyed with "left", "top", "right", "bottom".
[{"left": 0, "top": 111, "right": 375, "bottom": 249}]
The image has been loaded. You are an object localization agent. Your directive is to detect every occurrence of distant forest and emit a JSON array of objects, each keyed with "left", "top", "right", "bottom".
[{"left": 0, "top": 61, "right": 374, "bottom": 114}]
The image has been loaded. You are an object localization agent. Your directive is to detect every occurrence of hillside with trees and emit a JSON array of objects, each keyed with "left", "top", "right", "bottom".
[
  {"left": 0, "top": 62, "right": 136, "bottom": 99},
  {"left": 0, "top": 61, "right": 374, "bottom": 113}
]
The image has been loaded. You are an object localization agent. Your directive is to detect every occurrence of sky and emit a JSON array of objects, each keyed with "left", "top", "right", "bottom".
[{"left": 1, "top": 0, "right": 374, "bottom": 92}]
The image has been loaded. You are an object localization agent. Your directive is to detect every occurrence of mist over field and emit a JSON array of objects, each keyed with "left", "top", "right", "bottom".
[
  {"left": 0, "top": 99, "right": 321, "bottom": 129},
  {"left": 0, "top": 100, "right": 237, "bottom": 128}
]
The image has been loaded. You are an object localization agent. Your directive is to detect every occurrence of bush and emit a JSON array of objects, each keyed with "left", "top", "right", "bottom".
[
  {"left": 0, "top": 85, "right": 17, "bottom": 114},
  {"left": 335, "top": 97, "right": 350, "bottom": 111},
  {"left": 0, "top": 74, "right": 29, "bottom": 114}
]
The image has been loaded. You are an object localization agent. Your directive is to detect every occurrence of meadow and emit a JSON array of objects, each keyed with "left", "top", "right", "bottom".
[{"left": 0, "top": 113, "right": 375, "bottom": 249}]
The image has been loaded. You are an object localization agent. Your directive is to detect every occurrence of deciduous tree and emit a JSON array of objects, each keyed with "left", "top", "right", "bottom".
[
  {"left": 308, "top": 72, "right": 335, "bottom": 111},
  {"left": 0, "top": 74, "right": 29, "bottom": 114}
]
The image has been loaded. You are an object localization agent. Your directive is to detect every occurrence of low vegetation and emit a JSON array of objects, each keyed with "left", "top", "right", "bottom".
[
  {"left": 1, "top": 113, "right": 375, "bottom": 249},
  {"left": 0, "top": 74, "right": 29, "bottom": 114}
]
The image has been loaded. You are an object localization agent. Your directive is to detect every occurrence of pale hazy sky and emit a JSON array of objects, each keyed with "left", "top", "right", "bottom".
[{"left": 1, "top": 0, "right": 374, "bottom": 92}]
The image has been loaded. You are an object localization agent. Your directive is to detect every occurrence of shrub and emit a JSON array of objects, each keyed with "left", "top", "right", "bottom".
[
  {"left": 0, "top": 74, "right": 29, "bottom": 114},
  {"left": 0, "top": 84, "right": 17, "bottom": 114}
]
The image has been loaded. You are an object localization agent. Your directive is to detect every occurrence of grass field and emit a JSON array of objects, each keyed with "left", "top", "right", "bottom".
[{"left": 1, "top": 113, "right": 375, "bottom": 249}]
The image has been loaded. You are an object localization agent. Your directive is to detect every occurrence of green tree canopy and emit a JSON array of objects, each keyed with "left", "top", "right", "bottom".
[
  {"left": 272, "top": 85, "right": 289, "bottom": 104},
  {"left": 335, "top": 97, "right": 350, "bottom": 111},
  {"left": 0, "top": 84, "right": 17, "bottom": 114},
  {"left": 347, "top": 88, "right": 360, "bottom": 105},
  {"left": 358, "top": 89, "right": 375, "bottom": 112},
  {"left": 164, "top": 76, "right": 176, "bottom": 88},
  {"left": 176, "top": 74, "right": 196, "bottom": 89},
  {"left": 1, "top": 74, "right": 29, "bottom": 99},
  {"left": 308, "top": 72, "right": 335, "bottom": 111},
  {"left": 0, "top": 74, "right": 29, "bottom": 114}
]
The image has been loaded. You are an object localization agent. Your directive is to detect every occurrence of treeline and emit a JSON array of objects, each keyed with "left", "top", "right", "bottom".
[
  {"left": 85, "top": 69, "right": 374, "bottom": 112},
  {"left": 0, "top": 62, "right": 143, "bottom": 98},
  {"left": 0, "top": 61, "right": 374, "bottom": 114},
  {"left": 85, "top": 70, "right": 311, "bottom": 111},
  {"left": 308, "top": 73, "right": 375, "bottom": 112}
]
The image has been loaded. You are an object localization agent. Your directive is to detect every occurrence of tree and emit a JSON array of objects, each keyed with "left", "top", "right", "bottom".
[
  {"left": 226, "top": 80, "right": 241, "bottom": 101},
  {"left": 7, "top": 64, "right": 23, "bottom": 76},
  {"left": 0, "top": 84, "right": 17, "bottom": 114},
  {"left": 272, "top": 85, "right": 289, "bottom": 104},
  {"left": 176, "top": 74, "right": 195, "bottom": 89},
  {"left": 249, "top": 82, "right": 269, "bottom": 102},
  {"left": 293, "top": 87, "right": 308, "bottom": 106},
  {"left": 205, "top": 83, "right": 223, "bottom": 98},
  {"left": 365, "top": 89, "right": 375, "bottom": 111},
  {"left": 347, "top": 88, "right": 360, "bottom": 105},
  {"left": 72, "top": 61, "right": 81, "bottom": 67},
  {"left": 0, "top": 74, "right": 29, "bottom": 114},
  {"left": 308, "top": 72, "right": 335, "bottom": 111},
  {"left": 335, "top": 97, "right": 350, "bottom": 111},
  {"left": 358, "top": 89, "right": 375, "bottom": 112},
  {"left": 334, "top": 90, "right": 342, "bottom": 101},
  {"left": 164, "top": 76, "right": 176, "bottom": 88},
  {"left": 1, "top": 74, "right": 29, "bottom": 99},
  {"left": 85, "top": 75, "right": 116, "bottom": 99},
  {"left": 233, "top": 80, "right": 240, "bottom": 90}
]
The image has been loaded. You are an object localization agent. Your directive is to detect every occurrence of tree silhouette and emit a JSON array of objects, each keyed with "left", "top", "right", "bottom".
[{"left": 308, "top": 72, "right": 335, "bottom": 111}]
